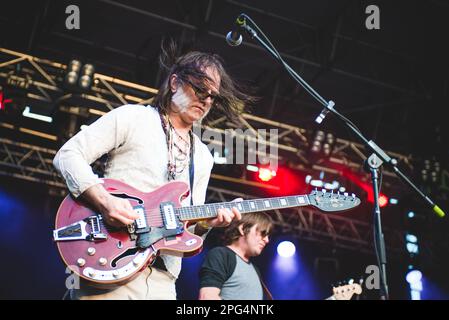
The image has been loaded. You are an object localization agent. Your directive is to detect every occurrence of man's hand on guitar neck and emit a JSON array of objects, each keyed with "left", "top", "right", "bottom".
[
  {"left": 198, "top": 198, "right": 243, "bottom": 231},
  {"left": 81, "top": 184, "right": 139, "bottom": 228}
]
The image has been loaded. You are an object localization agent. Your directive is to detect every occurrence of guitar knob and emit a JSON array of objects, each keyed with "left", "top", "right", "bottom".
[
  {"left": 87, "top": 247, "right": 96, "bottom": 256},
  {"left": 133, "top": 258, "right": 140, "bottom": 266},
  {"left": 112, "top": 270, "right": 120, "bottom": 278},
  {"left": 99, "top": 257, "right": 107, "bottom": 266},
  {"left": 77, "top": 258, "right": 86, "bottom": 267}
]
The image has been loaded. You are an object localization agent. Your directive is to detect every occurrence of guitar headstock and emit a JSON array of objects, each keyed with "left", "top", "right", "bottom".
[
  {"left": 332, "top": 283, "right": 363, "bottom": 300},
  {"left": 307, "top": 189, "right": 361, "bottom": 212}
]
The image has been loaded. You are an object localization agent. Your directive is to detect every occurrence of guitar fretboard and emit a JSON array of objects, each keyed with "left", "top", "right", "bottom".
[{"left": 177, "top": 195, "right": 310, "bottom": 221}]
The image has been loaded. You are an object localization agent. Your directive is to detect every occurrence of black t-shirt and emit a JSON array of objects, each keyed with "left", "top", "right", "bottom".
[{"left": 199, "top": 246, "right": 264, "bottom": 300}]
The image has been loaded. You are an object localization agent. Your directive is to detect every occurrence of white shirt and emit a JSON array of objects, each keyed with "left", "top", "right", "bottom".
[{"left": 53, "top": 104, "right": 214, "bottom": 278}]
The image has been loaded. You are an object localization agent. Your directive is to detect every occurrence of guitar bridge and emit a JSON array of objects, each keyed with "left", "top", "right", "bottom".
[{"left": 53, "top": 215, "right": 107, "bottom": 242}]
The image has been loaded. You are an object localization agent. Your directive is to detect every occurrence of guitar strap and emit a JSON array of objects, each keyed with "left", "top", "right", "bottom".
[
  {"left": 188, "top": 131, "right": 194, "bottom": 206},
  {"left": 260, "top": 278, "right": 274, "bottom": 300},
  {"left": 254, "top": 264, "right": 273, "bottom": 300}
]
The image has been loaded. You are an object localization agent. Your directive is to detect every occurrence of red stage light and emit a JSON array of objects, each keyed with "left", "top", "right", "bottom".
[
  {"left": 378, "top": 194, "right": 389, "bottom": 208},
  {"left": 258, "top": 168, "right": 275, "bottom": 182},
  {"left": 0, "top": 90, "right": 13, "bottom": 111}
]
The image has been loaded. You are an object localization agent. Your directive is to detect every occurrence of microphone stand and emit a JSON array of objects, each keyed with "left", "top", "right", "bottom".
[{"left": 234, "top": 13, "right": 446, "bottom": 300}]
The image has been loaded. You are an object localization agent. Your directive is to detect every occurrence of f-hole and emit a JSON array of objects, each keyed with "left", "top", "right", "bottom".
[{"left": 111, "top": 247, "right": 140, "bottom": 268}]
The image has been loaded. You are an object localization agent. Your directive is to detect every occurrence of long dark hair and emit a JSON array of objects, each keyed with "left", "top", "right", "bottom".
[
  {"left": 223, "top": 212, "right": 273, "bottom": 245},
  {"left": 152, "top": 39, "right": 255, "bottom": 124}
]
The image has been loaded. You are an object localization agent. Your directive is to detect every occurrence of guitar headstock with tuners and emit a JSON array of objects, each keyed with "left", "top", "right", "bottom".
[
  {"left": 308, "top": 190, "right": 361, "bottom": 212},
  {"left": 328, "top": 283, "right": 363, "bottom": 300}
]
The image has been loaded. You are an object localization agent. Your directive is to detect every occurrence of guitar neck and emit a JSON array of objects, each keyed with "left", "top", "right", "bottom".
[{"left": 177, "top": 194, "right": 311, "bottom": 221}]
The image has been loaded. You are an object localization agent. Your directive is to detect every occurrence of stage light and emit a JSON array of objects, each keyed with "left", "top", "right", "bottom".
[
  {"left": 64, "top": 60, "right": 95, "bottom": 92},
  {"left": 378, "top": 194, "right": 389, "bottom": 208},
  {"left": 0, "top": 87, "right": 13, "bottom": 111},
  {"left": 406, "top": 269, "right": 422, "bottom": 284},
  {"left": 408, "top": 211, "right": 415, "bottom": 218},
  {"left": 322, "top": 133, "right": 335, "bottom": 156},
  {"left": 405, "top": 233, "right": 418, "bottom": 243},
  {"left": 305, "top": 175, "right": 312, "bottom": 184},
  {"left": 324, "top": 181, "right": 340, "bottom": 190},
  {"left": 310, "top": 130, "right": 335, "bottom": 158},
  {"left": 405, "top": 232, "right": 419, "bottom": 255},
  {"left": 78, "top": 63, "right": 95, "bottom": 89},
  {"left": 389, "top": 198, "right": 398, "bottom": 205},
  {"left": 306, "top": 172, "right": 341, "bottom": 190},
  {"left": 406, "top": 243, "right": 419, "bottom": 255},
  {"left": 420, "top": 158, "right": 441, "bottom": 185},
  {"left": 246, "top": 165, "right": 258, "bottom": 172},
  {"left": 22, "top": 106, "right": 53, "bottom": 123},
  {"left": 310, "top": 130, "right": 325, "bottom": 153},
  {"left": 258, "top": 167, "right": 276, "bottom": 182},
  {"left": 246, "top": 165, "right": 277, "bottom": 182},
  {"left": 65, "top": 60, "right": 82, "bottom": 86},
  {"left": 277, "top": 241, "right": 296, "bottom": 258},
  {"left": 310, "top": 179, "right": 324, "bottom": 188}
]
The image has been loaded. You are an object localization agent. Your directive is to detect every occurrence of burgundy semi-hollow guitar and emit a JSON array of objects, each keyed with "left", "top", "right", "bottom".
[{"left": 53, "top": 178, "right": 360, "bottom": 287}]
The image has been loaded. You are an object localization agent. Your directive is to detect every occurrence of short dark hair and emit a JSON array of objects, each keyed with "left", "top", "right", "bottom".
[
  {"left": 223, "top": 212, "right": 273, "bottom": 245},
  {"left": 152, "top": 39, "right": 255, "bottom": 124}
]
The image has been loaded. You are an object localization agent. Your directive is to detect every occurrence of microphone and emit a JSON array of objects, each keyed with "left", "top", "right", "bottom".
[{"left": 225, "top": 14, "right": 246, "bottom": 46}]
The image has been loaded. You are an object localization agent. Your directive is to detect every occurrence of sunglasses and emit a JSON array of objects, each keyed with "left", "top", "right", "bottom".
[{"left": 183, "top": 78, "right": 221, "bottom": 104}]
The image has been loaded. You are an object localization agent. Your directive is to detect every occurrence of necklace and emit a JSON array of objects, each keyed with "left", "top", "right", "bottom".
[{"left": 160, "top": 113, "right": 193, "bottom": 180}]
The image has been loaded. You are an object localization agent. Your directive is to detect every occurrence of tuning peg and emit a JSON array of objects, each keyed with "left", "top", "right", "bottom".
[
  {"left": 322, "top": 189, "right": 326, "bottom": 194},
  {"left": 344, "top": 192, "right": 348, "bottom": 197}
]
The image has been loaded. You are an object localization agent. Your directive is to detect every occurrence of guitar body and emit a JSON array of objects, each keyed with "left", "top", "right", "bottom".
[{"left": 55, "top": 179, "right": 203, "bottom": 287}]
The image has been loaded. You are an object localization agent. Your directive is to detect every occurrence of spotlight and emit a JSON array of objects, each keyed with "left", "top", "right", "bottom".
[
  {"left": 305, "top": 171, "right": 341, "bottom": 191},
  {"left": 246, "top": 165, "right": 277, "bottom": 182},
  {"left": 258, "top": 167, "right": 276, "bottom": 182},
  {"left": 0, "top": 86, "right": 14, "bottom": 111},
  {"left": 246, "top": 165, "right": 259, "bottom": 172},
  {"left": 405, "top": 232, "right": 419, "bottom": 254},
  {"left": 277, "top": 241, "right": 296, "bottom": 258},
  {"left": 420, "top": 158, "right": 441, "bottom": 185},
  {"left": 406, "top": 269, "right": 422, "bottom": 285},
  {"left": 65, "top": 60, "right": 82, "bottom": 86},
  {"left": 378, "top": 194, "right": 389, "bottom": 208},
  {"left": 310, "top": 130, "right": 325, "bottom": 154},
  {"left": 310, "top": 130, "right": 335, "bottom": 158},
  {"left": 389, "top": 198, "right": 398, "bottom": 205},
  {"left": 64, "top": 60, "right": 95, "bottom": 92},
  {"left": 78, "top": 63, "right": 95, "bottom": 89}
]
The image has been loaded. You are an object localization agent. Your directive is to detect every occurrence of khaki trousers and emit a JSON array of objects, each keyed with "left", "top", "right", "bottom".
[{"left": 69, "top": 268, "right": 177, "bottom": 300}]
